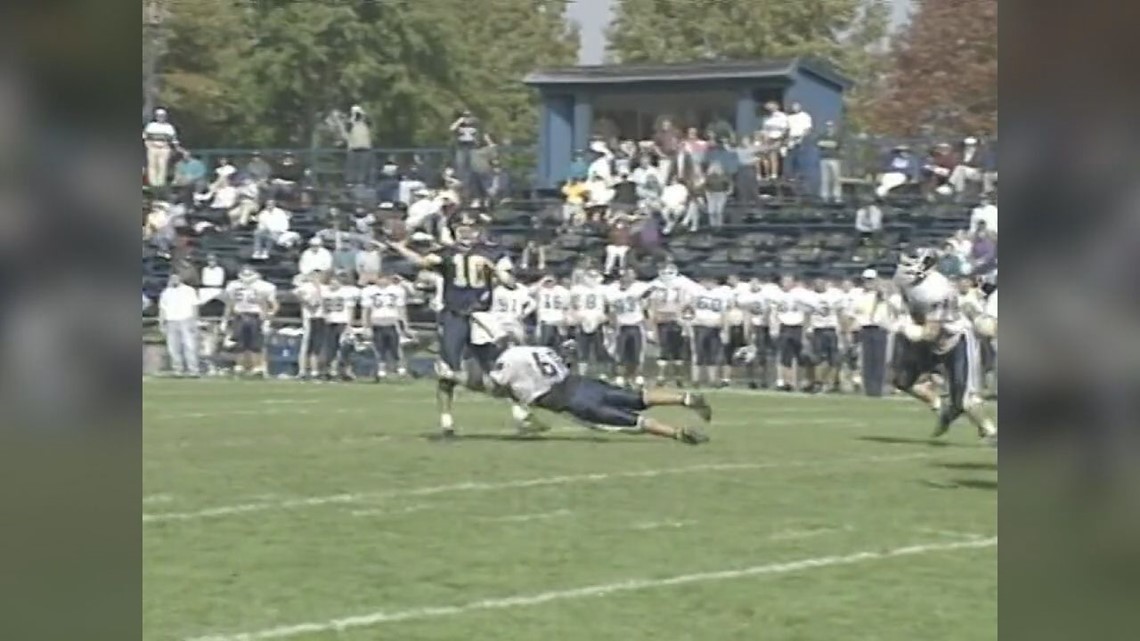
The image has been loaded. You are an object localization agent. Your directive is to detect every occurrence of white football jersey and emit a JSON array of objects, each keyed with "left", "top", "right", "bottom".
[
  {"left": 724, "top": 284, "right": 748, "bottom": 325},
  {"left": 689, "top": 285, "right": 735, "bottom": 327},
  {"left": 571, "top": 283, "right": 609, "bottom": 332},
  {"left": 841, "top": 286, "right": 865, "bottom": 324},
  {"left": 488, "top": 345, "right": 570, "bottom": 404},
  {"left": 648, "top": 274, "right": 696, "bottom": 321},
  {"left": 771, "top": 287, "right": 813, "bottom": 326},
  {"left": 492, "top": 285, "right": 534, "bottom": 321},
  {"left": 735, "top": 288, "right": 769, "bottom": 327},
  {"left": 225, "top": 279, "right": 276, "bottom": 315},
  {"left": 606, "top": 281, "right": 652, "bottom": 326},
  {"left": 806, "top": 288, "right": 844, "bottom": 329},
  {"left": 535, "top": 285, "right": 571, "bottom": 325},
  {"left": 360, "top": 284, "right": 407, "bottom": 326},
  {"left": 900, "top": 271, "right": 968, "bottom": 353},
  {"left": 320, "top": 284, "right": 360, "bottom": 324},
  {"left": 294, "top": 281, "right": 323, "bottom": 320}
]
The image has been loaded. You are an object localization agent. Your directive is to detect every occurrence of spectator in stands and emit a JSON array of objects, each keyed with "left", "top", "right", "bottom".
[
  {"left": 921, "top": 142, "right": 958, "bottom": 199},
  {"left": 569, "top": 150, "right": 589, "bottom": 181},
  {"left": 703, "top": 163, "right": 732, "bottom": 228},
  {"left": 603, "top": 213, "right": 633, "bottom": 275},
  {"left": 678, "top": 127, "right": 709, "bottom": 178},
  {"left": 340, "top": 104, "right": 374, "bottom": 186},
  {"left": 981, "top": 138, "right": 998, "bottom": 195},
  {"left": 271, "top": 152, "right": 306, "bottom": 206},
  {"left": 144, "top": 201, "right": 177, "bottom": 259},
  {"left": 245, "top": 151, "right": 272, "bottom": 185},
  {"left": 875, "top": 144, "right": 918, "bottom": 199},
  {"left": 251, "top": 199, "right": 297, "bottom": 260},
  {"left": 485, "top": 158, "right": 510, "bottom": 210},
  {"left": 759, "top": 101, "right": 789, "bottom": 180},
  {"left": 614, "top": 140, "right": 637, "bottom": 176},
  {"left": 588, "top": 140, "right": 614, "bottom": 184},
  {"left": 816, "top": 121, "right": 844, "bottom": 204},
  {"left": 970, "top": 194, "right": 998, "bottom": 233},
  {"left": 355, "top": 243, "right": 383, "bottom": 285},
  {"left": 196, "top": 173, "right": 238, "bottom": 228},
  {"left": 395, "top": 159, "right": 424, "bottom": 207},
  {"left": 441, "top": 166, "right": 463, "bottom": 196},
  {"left": 633, "top": 205, "right": 667, "bottom": 264},
  {"left": 949, "top": 136, "right": 984, "bottom": 200},
  {"left": 584, "top": 170, "right": 614, "bottom": 220},
  {"left": 450, "top": 108, "right": 485, "bottom": 185},
  {"left": 212, "top": 157, "right": 236, "bottom": 185},
  {"left": 969, "top": 223, "right": 997, "bottom": 274},
  {"left": 632, "top": 155, "right": 663, "bottom": 208},
  {"left": 143, "top": 107, "right": 178, "bottom": 188},
  {"left": 610, "top": 169, "right": 639, "bottom": 214},
  {"left": 659, "top": 179, "right": 689, "bottom": 235},
  {"left": 521, "top": 209, "right": 558, "bottom": 272},
  {"left": 733, "top": 135, "right": 760, "bottom": 205},
  {"left": 316, "top": 217, "right": 362, "bottom": 278},
  {"left": 561, "top": 177, "right": 588, "bottom": 226},
  {"left": 784, "top": 101, "right": 813, "bottom": 181},
  {"left": 171, "top": 149, "right": 207, "bottom": 205},
  {"left": 299, "top": 237, "right": 333, "bottom": 275},
  {"left": 854, "top": 195, "right": 884, "bottom": 245},
  {"left": 652, "top": 118, "right": 681, "bottom": 184},
  {"left": 228, "top": 175, "right": 261, "bottom": 228},
  {"left": 198, "top": 253, "right": 226, "bottom": 307}
]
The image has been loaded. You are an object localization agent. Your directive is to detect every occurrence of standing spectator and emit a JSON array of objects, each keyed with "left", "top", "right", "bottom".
[
  {"left": 143, "top": 108, "right": 178, "bottom": 188},
  {"left": 733, "top": 135, "right": 760, "bottom": 205},
  {"left": 613, "top": 140, "right": 637, "bottom": 176},
  {"left": 652, "top": 118, "right": 680, "bottom": 184},
  {"left": 982, "top": 138, "right": 998, "bottom": 195},
  {"left": 703, "top": 163, "right": 732, "bottom": 228},
  {"left": 949, "top": 136, "right": 984, "bottom": 199},
  {"left": 450, "top": 108, "right": 483, "bottom": 186},
  {"left": 355, "top": 243, "right": 383, "bottom": 285},
  {"left": 485, "top": 158, "right": 510, "bottom": 209},
  {"left": 610, "top": 169, "right": 639, "bottom": 214},
  {"left": 587, "top": 140, "right": 614, "bottom": 184},
  {"left": 854, "top": 196, "right": 884, "bottom": 242},
  {"left": 759, "top": 101, "right": 789, "bottom": 180},
  {"left": 341, "top": 105, "right": 374, "bottom": 186},
  {"left": 921, "top": 142, "right": 958, "bottom": 199},
  {"left": 568, "top": 150, "right": 589, "bottom": 181},
  {"left": 251, "top": 200, "right": 295, "bottom": 260},
  {"left": 678, "top": 127, "right": 709, "bottom": 178},
  {"left": 875, "top": 145, "right": 917, "bottom": 199},
  {"left": 659, "top": 179, "right": 689, "bottom": 234},
  {"left": 171, "top": 149, "right": 207, "bottom": 204},
  {"left": 245, "top": 151, "right": 272, "bottom": 185},
  {"left": 970, "top": 195, "right": 998, "bottom": 233},
  {"left": 299, "top": 237, "right": 333, "bottom": 275},
  {"left": 632, "top": 155, "right": 662, "bottom": 207},
  {"left": 198, "top": 254, "right": 226, "bottom": 306},
  {"left": 604, "top": 214, "right": 633, "bottom": 275},
  {"left": 816, "top": 121, "right": 844, "bottom": 204},
  {"left": 521, "top": 209, "right": 558, "bottom": 272},
  {"left": 969, "top": 224, "right": 997, "bottom": 275},
  {"left": 561, "top": 177, "right": 589, "bottom": 226},
  {"left": 158, "top": 274, "right": 200, "bottom": 377},
  {"left": 144, "top": 201, "right": 177, "bottom": 259},
  {"left": 784, "top": 102, "right": 813, "bottom": 181},
  {"left": 469, "top": 140, "right": 497, "bottom": 207},
  {"left": 396, "top": 159, "right": 425, "bottom": 207}
]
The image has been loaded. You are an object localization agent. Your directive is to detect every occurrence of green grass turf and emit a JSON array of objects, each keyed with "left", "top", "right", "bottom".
[{"left": 143, "top": 378, "right": 996, "bottom": 641}]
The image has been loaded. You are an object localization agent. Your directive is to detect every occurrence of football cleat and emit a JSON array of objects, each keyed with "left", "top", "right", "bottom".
[
  {"left": 686, "top": 392, "right": 713, "bottom": 422},
  {"left": 677, "top": 426, "right": 710, "bottom": 445}
]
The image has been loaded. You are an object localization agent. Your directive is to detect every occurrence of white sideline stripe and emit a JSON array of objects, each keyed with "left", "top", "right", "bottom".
[
  {"left": 183, "top": 537, "right": 996, "bottom": 641},
  {"left": 915, "top": 527, "right": 989, "bottom": 541},
  {"left": 483, "top": 509, "right": 573, "bottom": 523},
  {"left": 142, "top": 494, "right": 175, "bottom": 505},
  {"left": 350, "top": 505, "right": 431, "bottom": 518},
  {"left": 768, "top": 525, "right": 852, "bottom": 541},
  {"left": 147, "top": 434, "right": 392, "bottom": 451},
  {"left": 628, "top": 519, "right": 696, "bottom": 531},
  {"left": 143, "top": 453, "right": 928, "bottom": 524}
]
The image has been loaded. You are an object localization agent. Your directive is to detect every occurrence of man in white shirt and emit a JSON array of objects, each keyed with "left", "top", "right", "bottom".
[
  {"left": 659, "top": 180, "right": 689, "bottom": 234},
  {"left": 969, "top": 195, "right": 998, "bottom": 234},
  {"left": 355, "top": 244, "right": 384, "bottom": 285},
  {"left": 143, "top": 108, "right": 178, "bottom": 187},
  {"left": 318, "top": 271, "right": 360, "bottom": 380},
  {"left": 770, "top": 274, "right": 813, "bottom": 391},
  {"left": 198, "top": 254, "right": 226, "bottom": 306},
  {"left": 532, "top": 276, "right": 572, "bottom": 349},
  {"left": 158, "top": 274, "right": 200, "bottom": 376},
  {"left": 852, "top": 269, "right": 894, "bottom": 397},
  {"left": 299, "top": 236, "right": 333, "bottom": 274},
  {"left": 252, "top": 200, "right": 294, "bottom": 259},
  {"left": 360, "top": 273, "right": 410, "bottom": 379},
  {"left": 760, "top": 101, "right": 789, "bottom": 180},
  {"left": 293, "top": 271, "right": 326, "bottom": 379},
  {"left": 785, "top": 102, "right": 813, "bottom": 179},
  {"left": 605, "top": 270, "right": 653, "bottom": 387},
  {"left": 223, "top": 266, "right": 278, "bottom": 376},
  {"left": 570, "top": 268, "right": 611, "bottom": 377}
]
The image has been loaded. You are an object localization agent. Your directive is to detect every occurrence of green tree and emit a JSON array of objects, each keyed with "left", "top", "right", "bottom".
[{"left": 606, "top": 0, "right": 890, "bottom": 128}]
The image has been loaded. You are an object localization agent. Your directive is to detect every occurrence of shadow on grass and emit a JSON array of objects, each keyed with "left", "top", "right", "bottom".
[
  {"left": 934, "top": 461, "right": 997, "bottom": 472},
  {"left": 921, "top": 478, "right": 999, "bottom": 491},
  {"left": 420, "top": 432, "right": 648, "bottom": 444},
  {"left": 856, "top": 435, "right": 959, "bottom": 448}
]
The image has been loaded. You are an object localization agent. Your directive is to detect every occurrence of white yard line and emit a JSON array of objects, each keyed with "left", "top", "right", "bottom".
[
  {"left": 349, "top": 505, "right": 432, "bottom": 518},
  {"left": 768, "top": 525, "right": 853, "bottom": 541},
  {"left": 915, "top": 527, "right": 990, "bottom": 541},
  {"left": 143, "top": 453, "right": 929, "bottom": 524},
  {"left": 627, "top": 519, "right": 697, "bottom": 531},
  {"left": 183, "top": 537, "right": 996, "bottom": 641},
  {"left": 482, "top": 509, "right": 574, "bottom": 523}
]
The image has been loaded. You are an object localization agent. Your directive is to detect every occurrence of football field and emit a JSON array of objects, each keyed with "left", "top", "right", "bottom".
[{"left": 143, "top": 378, "right": 997, "bottom": 641}]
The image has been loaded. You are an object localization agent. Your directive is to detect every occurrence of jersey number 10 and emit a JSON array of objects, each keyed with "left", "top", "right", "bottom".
[{"left": 452, "top": 254, "right": 488, "bottom": 288}]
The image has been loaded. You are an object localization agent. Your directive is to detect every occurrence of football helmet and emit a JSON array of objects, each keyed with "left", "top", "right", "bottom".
[
  {"left": 659, "top": 263, "right": 679, "bottom": 281},
  {"left": 896, "top": 248, "right": 938, "bottom": 283},
  {"left": 239, "top": 265, "right": 259, "bottom": 283}
]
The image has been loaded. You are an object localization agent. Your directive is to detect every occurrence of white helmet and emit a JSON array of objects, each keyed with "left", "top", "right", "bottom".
[
  {"left": 896, "top": 248, "right": 937, "bottom": 284},
  {"left": 659, "top": 263, "right": 679, "bottom": 281},
  {"left": 239, "top": 265, "right": 259, "bottom": 282}
]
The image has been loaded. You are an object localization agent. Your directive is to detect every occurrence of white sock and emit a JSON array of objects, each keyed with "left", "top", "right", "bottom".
[{"left": 440, "top": 413, "right": 454, "bottom": 430}]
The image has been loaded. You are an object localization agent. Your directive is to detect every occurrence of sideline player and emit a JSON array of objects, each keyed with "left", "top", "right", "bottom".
[
  {"left": 533, "top": 276, "right": 571, "bottom": 348},
  {"left": 488, "top": 341, "right": 711, "bottom": 445},
  {"left": 293, "top": 271, "right": 325, "bottom": 379},
  {"left": 319, "top": 270, "right": 361, "bottom": 380},
  {"left": 687, "top": 277, "right": 734, "bottom": 387},
  {"left": 806, "top": 278, "right": 844, "bottom": 393},
  {"left": 569, "top": 268, "right": 610, "bottom": 377},
  {"left": 604, "top": 269, "right": 653, "bottom": 387},
  {"left": 492, "top": 276, "right": 535, "bottom": 344},
  {"left": 893, "top": 250, "right": 997, "bottom": 440},
  {"left": 360, "top": 273, "right": 410, "bottom": 380},
  {"left": 222, "top": 265, "right": 278, "bottom": 376},
  {"left": 386, "top": 224, "right": 515, "bottom": 436},
  {"left": 735, "top": 278, "right": 772, "bottom": 389},
  {"left": 770, "top": 275, "right": 812, "bottom": 391},
  {"left": 648, "top": 263, "right": 694, "bottom": 387}
]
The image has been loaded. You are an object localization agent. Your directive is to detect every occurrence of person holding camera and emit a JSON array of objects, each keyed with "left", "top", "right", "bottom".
[
  {"left": 450, "top": 108, "right": 490, "bottom": 192},
  {"left": 340, "top": 104, "right": 374, "bottom": 186}
]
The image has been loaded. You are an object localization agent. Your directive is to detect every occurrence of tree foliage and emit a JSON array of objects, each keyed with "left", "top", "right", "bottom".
[
  {"left": 605, "top": 0, "right": 891, "bottom": 127},
  {"left": 155, "top": 0, "right": 579, "bottom": 148},
  {"left": 869, "top": 0, "right": 998, "bottom": 136}
]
